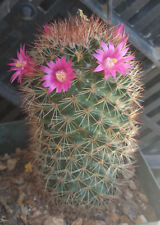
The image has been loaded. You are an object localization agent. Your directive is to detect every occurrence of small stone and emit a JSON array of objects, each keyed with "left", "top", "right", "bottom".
[
  {"left": 0, "top": 161, "right": 7, "bottom": 171},
  {"left": 106, "top": 213, "right": 119, "bottom": 223},
  {"left": 1, "top": 153, "right": 10, "bottom": 161},
  {"left": 124, "top": 189, "right": 133, "bottom": 200},
  {"left": 143, "top": 205, "right": 157, "bottom": 221},
  {"left": 138, "top": 193, "right": 148, "bottom": 203},
  {"left": 95, "top": 221, "right": 106, "bottom": 225},
  {"left": 128, "top": 180, "right": 136, "bottom": 190},
  {"left": 120, "top": 223, "right": 129, "bottom": 225},
  {"left": 83, "top": 219, "right": 95, "bottom": 225},
  {"left": 21, "top": 205, "right": 29, "bottom": 215},
  {"left": 43, "top": 216, "right": 66, "bottom": 225},
  {"left": 140, "top": 203, "right": 147, "bottom": 210},
  {"left": 123, "top": 168, "right": 135, "bottom": 179},
  {"left": 119, "top": 216, "right": 131, "bottom": 224},
  {"left": 7, "top": 158, "right": 17, "bottom": 171},
  {"left": 107, "top": 202, "right": 116, "bottom": 213},
  {"left": 11, "top": 176, "right": 25, "bottom": 185},
  {"left": 20, "top": 214, "right": 27, "bottom": 224},
  {"left": 30, "top": 210, "right": 42, "bottom": 219},
  {"left": 30, "top": 215, "right": 47, "bottom": 225},
  {"left": 122, "top": 201, "right": 139, "bottom": 221},
  {"left": 71, "top": 218, "right": 83, "bottom": 225},
  {"left": 135, "top": 215, "right": 148, "bottom": 224},
  {"left": 16, "top": 148, "right": 22, "bottom": 155},
  {"left": 84, "top": 220, "right": 106, "bottom": 225}
]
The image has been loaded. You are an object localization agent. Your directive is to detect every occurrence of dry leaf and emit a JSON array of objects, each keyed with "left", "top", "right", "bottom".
[{"left": 25, "top": 162, "right": 32, "bottom": 173}]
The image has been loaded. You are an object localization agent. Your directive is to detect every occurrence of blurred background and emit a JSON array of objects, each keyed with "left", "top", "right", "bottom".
[{"left": 0, "top": 0, "right": 160, "bottom": 188}]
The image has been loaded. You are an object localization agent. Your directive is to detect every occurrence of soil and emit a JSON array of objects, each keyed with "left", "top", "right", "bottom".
[{"left": 0, "top": 148, "right": 158, "bottom": 225}]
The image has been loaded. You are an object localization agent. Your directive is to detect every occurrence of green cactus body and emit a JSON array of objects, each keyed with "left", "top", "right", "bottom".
[{"left": 21, "top": 16, "right": 142, "bottom": 206}]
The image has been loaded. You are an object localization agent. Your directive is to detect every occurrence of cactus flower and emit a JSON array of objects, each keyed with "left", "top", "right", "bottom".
[
  {"left": 92, "top": 41, "right": 134, "bottom": 79},
  {"left": 43, "top": 24, "right": 51, "bottom": 35},
  {"left": 9, "top": 45, "right": 35, "bottom": 83},
  {"left": 114, "top": 24, "right": 129, "bottom": 43},
  {"left": 41, "top": 56, "right": 75, "bottom": 93}
]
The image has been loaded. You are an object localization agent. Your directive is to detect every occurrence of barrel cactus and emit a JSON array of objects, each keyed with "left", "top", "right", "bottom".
[{"left": 9, "top": 14, "right": 142, "bottom": 206}]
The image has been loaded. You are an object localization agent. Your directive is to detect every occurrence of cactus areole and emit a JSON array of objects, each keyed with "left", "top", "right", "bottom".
[{"left": 9, "top": 15, "right": 142, "bottom": 206}]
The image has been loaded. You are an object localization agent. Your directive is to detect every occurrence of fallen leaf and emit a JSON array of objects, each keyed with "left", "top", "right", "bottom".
[
  {"left": 0, "top": 161, "right": 7, "bottom": 171},
  {"left": 43, "top": 216, "right": 66, "bottom": 225},
  {"left": 7, "top": 158, "right": 17, "bottom": 171},
  {"left": 71, "top": 218, "right": 83, "bottom": 225},
  {"left": 25, "top": 162, "right": 32, "bottom": 173},
  {"left": 17, "top": 192, "right": 26, "bottom": 206}
]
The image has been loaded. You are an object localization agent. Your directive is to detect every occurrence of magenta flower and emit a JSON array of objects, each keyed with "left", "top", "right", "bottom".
[
  {"left": 41, "top": 56, "right": 75, "bottom": 93},
  {"left": 114, "top": 24, "right": 129, "bottom": 44},
  {"left": 43, "top": 24, "right": 51, "bottom": 35},
  {"left": 9, "top": 45, "right": 35, "bottom": 83},
  {"left": 92, "top": 41, "right": 134, "bottom": 80}
]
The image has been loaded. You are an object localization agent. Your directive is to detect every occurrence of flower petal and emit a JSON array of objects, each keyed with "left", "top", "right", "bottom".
[
  {"left": 100, "top": 41, "right": 108, "bottom": 51},
  {"left": 104, "top": 71, "right": 110, "bottom": 79},
  {"left": 94, "top": 65, "right": 104, "bottom": 72},
  {"left": 9, "top": 44, "right": 36, "bottom": 83},
  {"left": 110, "top": 71, "right": 116, "bottom": 80},
  {"left": 92, "top": 40, "right": 134, "bottom": 79},
  {"left": 92, "top": 53, "right": 102, "bottom": 61},
  {"left": 41, "top": 57, "right": 75, "bottom": 93},
  {"left": 116, "top": 41, "right": 124, "bottom": 52},
  {"left": 108, "top": 42, "right": 115, "bottom": 53},
  {"left": 10, "top": 72, "right": 20, "bottom": 83}
]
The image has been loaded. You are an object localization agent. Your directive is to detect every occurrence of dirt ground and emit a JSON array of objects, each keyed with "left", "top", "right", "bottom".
[{"left": 0, "top": 148, "right": 158, "bottom": 225}]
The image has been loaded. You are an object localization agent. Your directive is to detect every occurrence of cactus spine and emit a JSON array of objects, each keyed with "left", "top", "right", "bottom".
[{"left": 20, "top": 15, "right": 142, "bottom": 206}]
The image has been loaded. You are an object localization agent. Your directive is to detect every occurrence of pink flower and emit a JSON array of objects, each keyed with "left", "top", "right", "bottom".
[
  {"left": 92, "top": 41, "right": 134, "bottom": 80},
  {"left": 43, "top": 24, "right": 51, "bottom": 35},
  {"left": 9, "top": 45, "right": 35, "bottom": 83},
  {"left": 41, "top": 56, "right": 75, "bottom": 93},
  {"left": 114, "top": 24, "right": 129, "bottom": 44}
]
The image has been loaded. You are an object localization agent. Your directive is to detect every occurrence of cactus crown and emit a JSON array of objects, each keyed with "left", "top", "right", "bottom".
[{"left": 10, "top": 14, "right": 142, "bottom": 206}]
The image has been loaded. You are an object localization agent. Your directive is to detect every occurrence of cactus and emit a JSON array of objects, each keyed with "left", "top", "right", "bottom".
[{"left": 9, "top": 15, "right": 142, "bottom": 206}]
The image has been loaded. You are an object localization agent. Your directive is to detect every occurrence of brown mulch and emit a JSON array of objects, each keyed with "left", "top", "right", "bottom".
[{"left": 0, "top": 148, "right": 158, "bottom": 225}]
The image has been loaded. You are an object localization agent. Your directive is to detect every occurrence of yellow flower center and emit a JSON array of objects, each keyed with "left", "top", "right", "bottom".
[
  {"left": 112, "top": 58, "right": 117, "bottom": 63},
  {"left": 16, "top": 61, "right": 22, "bottom": 67},
  {"left": 16, "top": 60, "right": 26, "bottom": 69},
  {"left": 104, "top": 57, "right": 117, "bottom": 69},
  {"left": 56, "top": 70, "right": 67, "bottom": 82}
]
